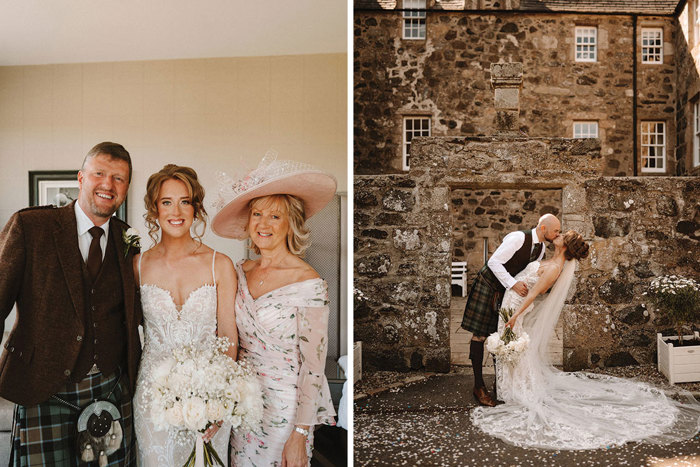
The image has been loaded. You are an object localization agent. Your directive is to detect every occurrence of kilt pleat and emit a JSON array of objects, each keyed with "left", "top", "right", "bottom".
[
  {"left": 460, "top": 265, "right": 505, "bottom": 337},
  {"left": 10, "top": 368, "right": 135, "bottom": 467}
]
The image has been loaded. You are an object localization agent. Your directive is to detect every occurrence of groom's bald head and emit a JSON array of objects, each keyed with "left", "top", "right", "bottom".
[{"left": 537, "top": 214, "right": 561, "bottom": 242}]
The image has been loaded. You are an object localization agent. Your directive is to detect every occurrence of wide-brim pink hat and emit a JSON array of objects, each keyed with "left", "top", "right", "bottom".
[{"left": 211, "top": 153, "right": 337, "bottom": 239}]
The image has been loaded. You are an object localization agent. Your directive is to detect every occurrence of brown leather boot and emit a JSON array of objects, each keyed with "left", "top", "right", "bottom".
[{"left": 473, "top": 386, "right": 496, "bottom": 407}]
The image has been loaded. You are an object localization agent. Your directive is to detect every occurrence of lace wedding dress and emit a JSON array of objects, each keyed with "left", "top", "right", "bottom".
[
  {"left": 133, "top": 251, "right": 230, "bottom": 465},
  {"left": 471, "top": 260, "right": 700, "bottom": 450}
]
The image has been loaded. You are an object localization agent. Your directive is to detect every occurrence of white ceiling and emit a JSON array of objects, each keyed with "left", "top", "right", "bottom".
[{"left": 0, "top": 0, "right": 348, "bottom": 66}]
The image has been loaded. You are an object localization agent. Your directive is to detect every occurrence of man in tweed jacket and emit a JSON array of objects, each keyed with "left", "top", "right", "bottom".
[
  {"left": 461, "top": 214, "right": 560, "bottom": 406},
  {"left": 0, "top": 142, "right": 142, "bottom": 466}
]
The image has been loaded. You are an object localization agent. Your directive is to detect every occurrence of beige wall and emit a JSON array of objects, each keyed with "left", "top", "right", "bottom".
[{"left": 0, "top": 53, "right": 347, "bottom": 332}]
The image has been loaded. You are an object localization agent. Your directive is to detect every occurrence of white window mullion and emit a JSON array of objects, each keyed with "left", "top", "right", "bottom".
[
  {"left": 403, "top": 116, "right": 431, "bottom": 171},
  {"left": 575, "top": 26, "right": 597, "bottom": 62},
  {"left": 641, "top": 28, "right": 663, "bottom": 64},
  {"left": 573, "top": 121, "right": 598, "bottom": 138},
  {"left": 641, "top": 121, "right": 666, "bottom": 173},
  {"left": 403, "top": 0, "right": 426, "bottom": 40}
]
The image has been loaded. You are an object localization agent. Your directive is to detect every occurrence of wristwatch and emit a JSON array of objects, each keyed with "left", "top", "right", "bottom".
[{"left": 294, "top": 426, "right": 310, "bottom": 437}]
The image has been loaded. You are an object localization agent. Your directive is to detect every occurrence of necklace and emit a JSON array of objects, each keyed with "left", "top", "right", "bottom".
[{"left": 257, "top": 268, "right": 269, "bottom": 286}]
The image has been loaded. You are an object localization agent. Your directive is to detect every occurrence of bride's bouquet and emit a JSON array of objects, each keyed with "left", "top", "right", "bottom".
[
  {"left": 145, "top": 337, "right": 263, "bottom": 467},
  {"left": 486, "top": 308, "right": 530, "bottom": 366}
]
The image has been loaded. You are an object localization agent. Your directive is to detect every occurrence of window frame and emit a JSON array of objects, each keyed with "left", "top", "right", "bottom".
[
  {"left": 573, "top": 121, "right": 599, "bottom": 139},
  {"left": 575, "top": 26, "right": 597, "bottom": 62},
  {"left": 641, "top": 28, "right": 663, "bottom": 64},
  {"left": 403, "top": 0, "right": 426, "bottom": 40},
  {"left": 403, "top": 116, "right": 431, "bottom": 171},
  {"left": 640, "top": 121, "right": 666, "bottom": 173}
]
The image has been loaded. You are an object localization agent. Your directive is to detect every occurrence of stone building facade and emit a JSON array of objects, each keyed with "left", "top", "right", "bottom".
[
  {"left": 355, "top": 0, "right": 700, "bottom": 177},
  {"left": 354, "top": 1, "right": 700, "bottom": 372}
]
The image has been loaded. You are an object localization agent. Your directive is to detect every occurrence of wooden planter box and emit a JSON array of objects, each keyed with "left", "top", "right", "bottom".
[{"left": 657, "top": 331, "right": 700, "bottom": 384}]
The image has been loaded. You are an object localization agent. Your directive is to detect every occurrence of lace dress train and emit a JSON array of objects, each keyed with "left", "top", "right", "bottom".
[{"left": 471, "top": 261, "right": 700, "bottom": 450}]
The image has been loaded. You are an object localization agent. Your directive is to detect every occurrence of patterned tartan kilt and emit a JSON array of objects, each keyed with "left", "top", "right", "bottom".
[
  {"left": 460, "top": 265, "right": 506, "bottom": 337},
  {"left": 10, "top": 368, "right": 135, "bottom": 467}
]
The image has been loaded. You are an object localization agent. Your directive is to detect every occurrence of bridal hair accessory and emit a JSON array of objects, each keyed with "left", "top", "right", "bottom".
[{"left": 211, "top": 150, "right": 337, "bottom": 239}]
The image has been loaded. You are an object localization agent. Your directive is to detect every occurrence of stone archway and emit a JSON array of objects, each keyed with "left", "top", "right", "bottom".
[{"left": 354, "top": 135, "right": 601, "bottom": 372}]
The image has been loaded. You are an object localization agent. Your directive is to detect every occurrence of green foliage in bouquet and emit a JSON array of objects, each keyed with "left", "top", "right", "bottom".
[
  {"left": 648, "top": 275, "right": 700, "bottom": 344},
  {"left": 499, "top": 308, "right": 517, "bottom": 344}
]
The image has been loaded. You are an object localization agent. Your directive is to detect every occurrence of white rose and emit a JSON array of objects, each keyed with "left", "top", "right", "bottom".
[
  {"left": 164, "top": 402, "right": 184, "bottom": 428},
  {"left": 182, "top": 397, "right": 207, "bottom": 432},
  {"left": 206, "top": 399, "right": 226, "bottom": 421},
  {"left": 152, "top": 357, "right": 177, "bottom": 387},
  {"left": 229, "top": 414, "right": 242, "bottom": 430},
  {"left": 126, "top": 227, "right": 139, "bottom": 237}
]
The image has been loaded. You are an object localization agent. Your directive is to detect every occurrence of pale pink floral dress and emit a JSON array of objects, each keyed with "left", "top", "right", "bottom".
[{"left": 230, "top": 261, "right": 336, "bottom": 466}]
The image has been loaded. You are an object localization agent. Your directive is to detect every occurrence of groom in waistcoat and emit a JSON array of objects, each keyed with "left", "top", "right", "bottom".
[
  {"left": 461, "top": 213, "right": 560, "bottom": 407},
  {"left": 0, "top": 142, "right": 142, "bottom": 466}
]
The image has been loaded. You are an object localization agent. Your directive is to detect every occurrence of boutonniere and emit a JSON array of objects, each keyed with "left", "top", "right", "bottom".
[{"left": 122, "top": 228, "right": 141, "bottom": 258}]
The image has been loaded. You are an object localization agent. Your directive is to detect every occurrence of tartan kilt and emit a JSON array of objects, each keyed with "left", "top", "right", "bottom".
[
  {"left": 10, "top": 367, "right": 135, "bottom": 467},
  {"left": 460, "top": 265, "right": 505, "bottom": 337}
]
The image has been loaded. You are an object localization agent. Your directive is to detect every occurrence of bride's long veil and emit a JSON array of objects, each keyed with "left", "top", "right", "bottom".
[
  {"left": 472, "top": 260, "right": 700, "bottom": 450},
  {"left": 522, "top": 259, "right": 575, "bottom": 363}
]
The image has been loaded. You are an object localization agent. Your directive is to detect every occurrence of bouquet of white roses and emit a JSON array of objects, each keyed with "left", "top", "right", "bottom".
[
  {"left": 486, "top": 308, "right": 530, "bottom": 366},
  {"left": 145, "top": 337, "right": 263, "bottom": 467}
]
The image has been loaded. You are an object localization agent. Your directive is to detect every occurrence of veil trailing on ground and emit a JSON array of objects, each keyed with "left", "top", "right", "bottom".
[{"left": 471, "top": 260, "right": 700, "bottom": 450}]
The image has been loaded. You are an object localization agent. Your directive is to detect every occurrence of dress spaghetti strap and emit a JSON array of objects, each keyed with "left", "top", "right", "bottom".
[
  {"left": 211, "top": 250, "right": 217, "bottom": 284},
  {"left": 138, "top": 250, "right": 144, "bottom": 287}
]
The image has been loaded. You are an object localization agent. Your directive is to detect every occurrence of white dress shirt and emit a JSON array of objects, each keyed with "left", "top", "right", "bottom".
[
  {"left": 74, "top": 202, "right": 110, "bottom": 263},
  {"left": 487, "top": 228, "right": 544, "bottom": 290}
]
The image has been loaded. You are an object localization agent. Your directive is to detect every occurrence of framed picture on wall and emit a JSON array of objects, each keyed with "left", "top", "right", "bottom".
[{"left": 28, "top": 170, "right": 127, "bottom": 222}]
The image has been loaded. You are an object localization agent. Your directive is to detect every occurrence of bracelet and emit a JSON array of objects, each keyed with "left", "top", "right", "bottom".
[{"left": 294, "top": 426, "right": 309, "bottom": 437}]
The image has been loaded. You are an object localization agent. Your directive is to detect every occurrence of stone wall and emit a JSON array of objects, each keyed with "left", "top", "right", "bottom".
[
  {"left": 354, "top": 134, "right": 700, "bottom": 372},
  {"left": 451, "top": 188, "right": 561, "bottom": 284},
  {"left": 674, "top": 7, "right": 700, "bottom": 176},
  {"left": 565, "top": 177, "right": 700, "bottom": 369},
  {"left": 354, "top": 11, "right": 676, "bottom": 176}
]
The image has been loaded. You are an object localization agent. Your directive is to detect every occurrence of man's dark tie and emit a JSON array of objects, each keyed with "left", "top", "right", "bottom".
[
  {"left": 87, "top": 226, "right": 104, "bottom": 281},
  {"left": 530, "top": 242, "right": 543, "bottom": 262}
]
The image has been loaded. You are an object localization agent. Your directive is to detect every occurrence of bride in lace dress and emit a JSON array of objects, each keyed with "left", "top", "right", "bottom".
[
  {"left": 211, "top": 156, "right": 337, "bottom": 466},
  {"left": 132, "top": 165, "right": 238, "bottom": 465},
  {"left": 472, "top": 230, "right": 700, "bottom": 450}
]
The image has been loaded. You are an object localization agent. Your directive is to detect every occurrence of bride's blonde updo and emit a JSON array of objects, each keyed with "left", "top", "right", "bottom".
[
  {"left": 563, "top": 230, "right": 589, "bottom": 261},
  {"left": 144, "top": 164, "right": 208, "bottom": 245}
]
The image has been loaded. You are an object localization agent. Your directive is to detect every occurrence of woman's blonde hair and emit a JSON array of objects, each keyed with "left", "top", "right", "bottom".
[
  {"left": 144, "top": 164, "right": 207, "bottom": 246},
  {"left": 247, "top": 194, "right": 310, "bottom": 257}
]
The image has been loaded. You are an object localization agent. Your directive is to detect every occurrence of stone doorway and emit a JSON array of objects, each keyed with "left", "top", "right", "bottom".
[{"left": 449, "top": 186, "right": 564, "bottom": 366}]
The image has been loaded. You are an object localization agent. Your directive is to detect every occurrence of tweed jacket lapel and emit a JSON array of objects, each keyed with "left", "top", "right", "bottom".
[{"left": 52, "top": 201, "right": 85, "bottom": 325}]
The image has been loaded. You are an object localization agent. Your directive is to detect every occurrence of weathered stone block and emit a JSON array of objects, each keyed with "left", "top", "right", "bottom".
[
  {"left": 494, "top": 87, "right": 520, "bottom": 110},
  {"left": 598, "top": 278, "right": 634, "bottom": 304},
  {"left": 393, "top": 229, "right": 422, "bottom": 250},
  {"left": 593, "top": 216, "right": 631, "bottom": 238},
  {"left": 355, "top": 254, "right": 391, "bottom": 278},
  {"left": 382, "top": 189, "right": 415, "bottom": 212},
  {"left": 604, "top": 351, "right": 638, "bottom": 367}
]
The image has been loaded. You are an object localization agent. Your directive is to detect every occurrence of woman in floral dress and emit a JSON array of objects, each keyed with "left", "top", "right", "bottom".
[{"left": 211, "top": 156, "right": 337, "bottom": 466}]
